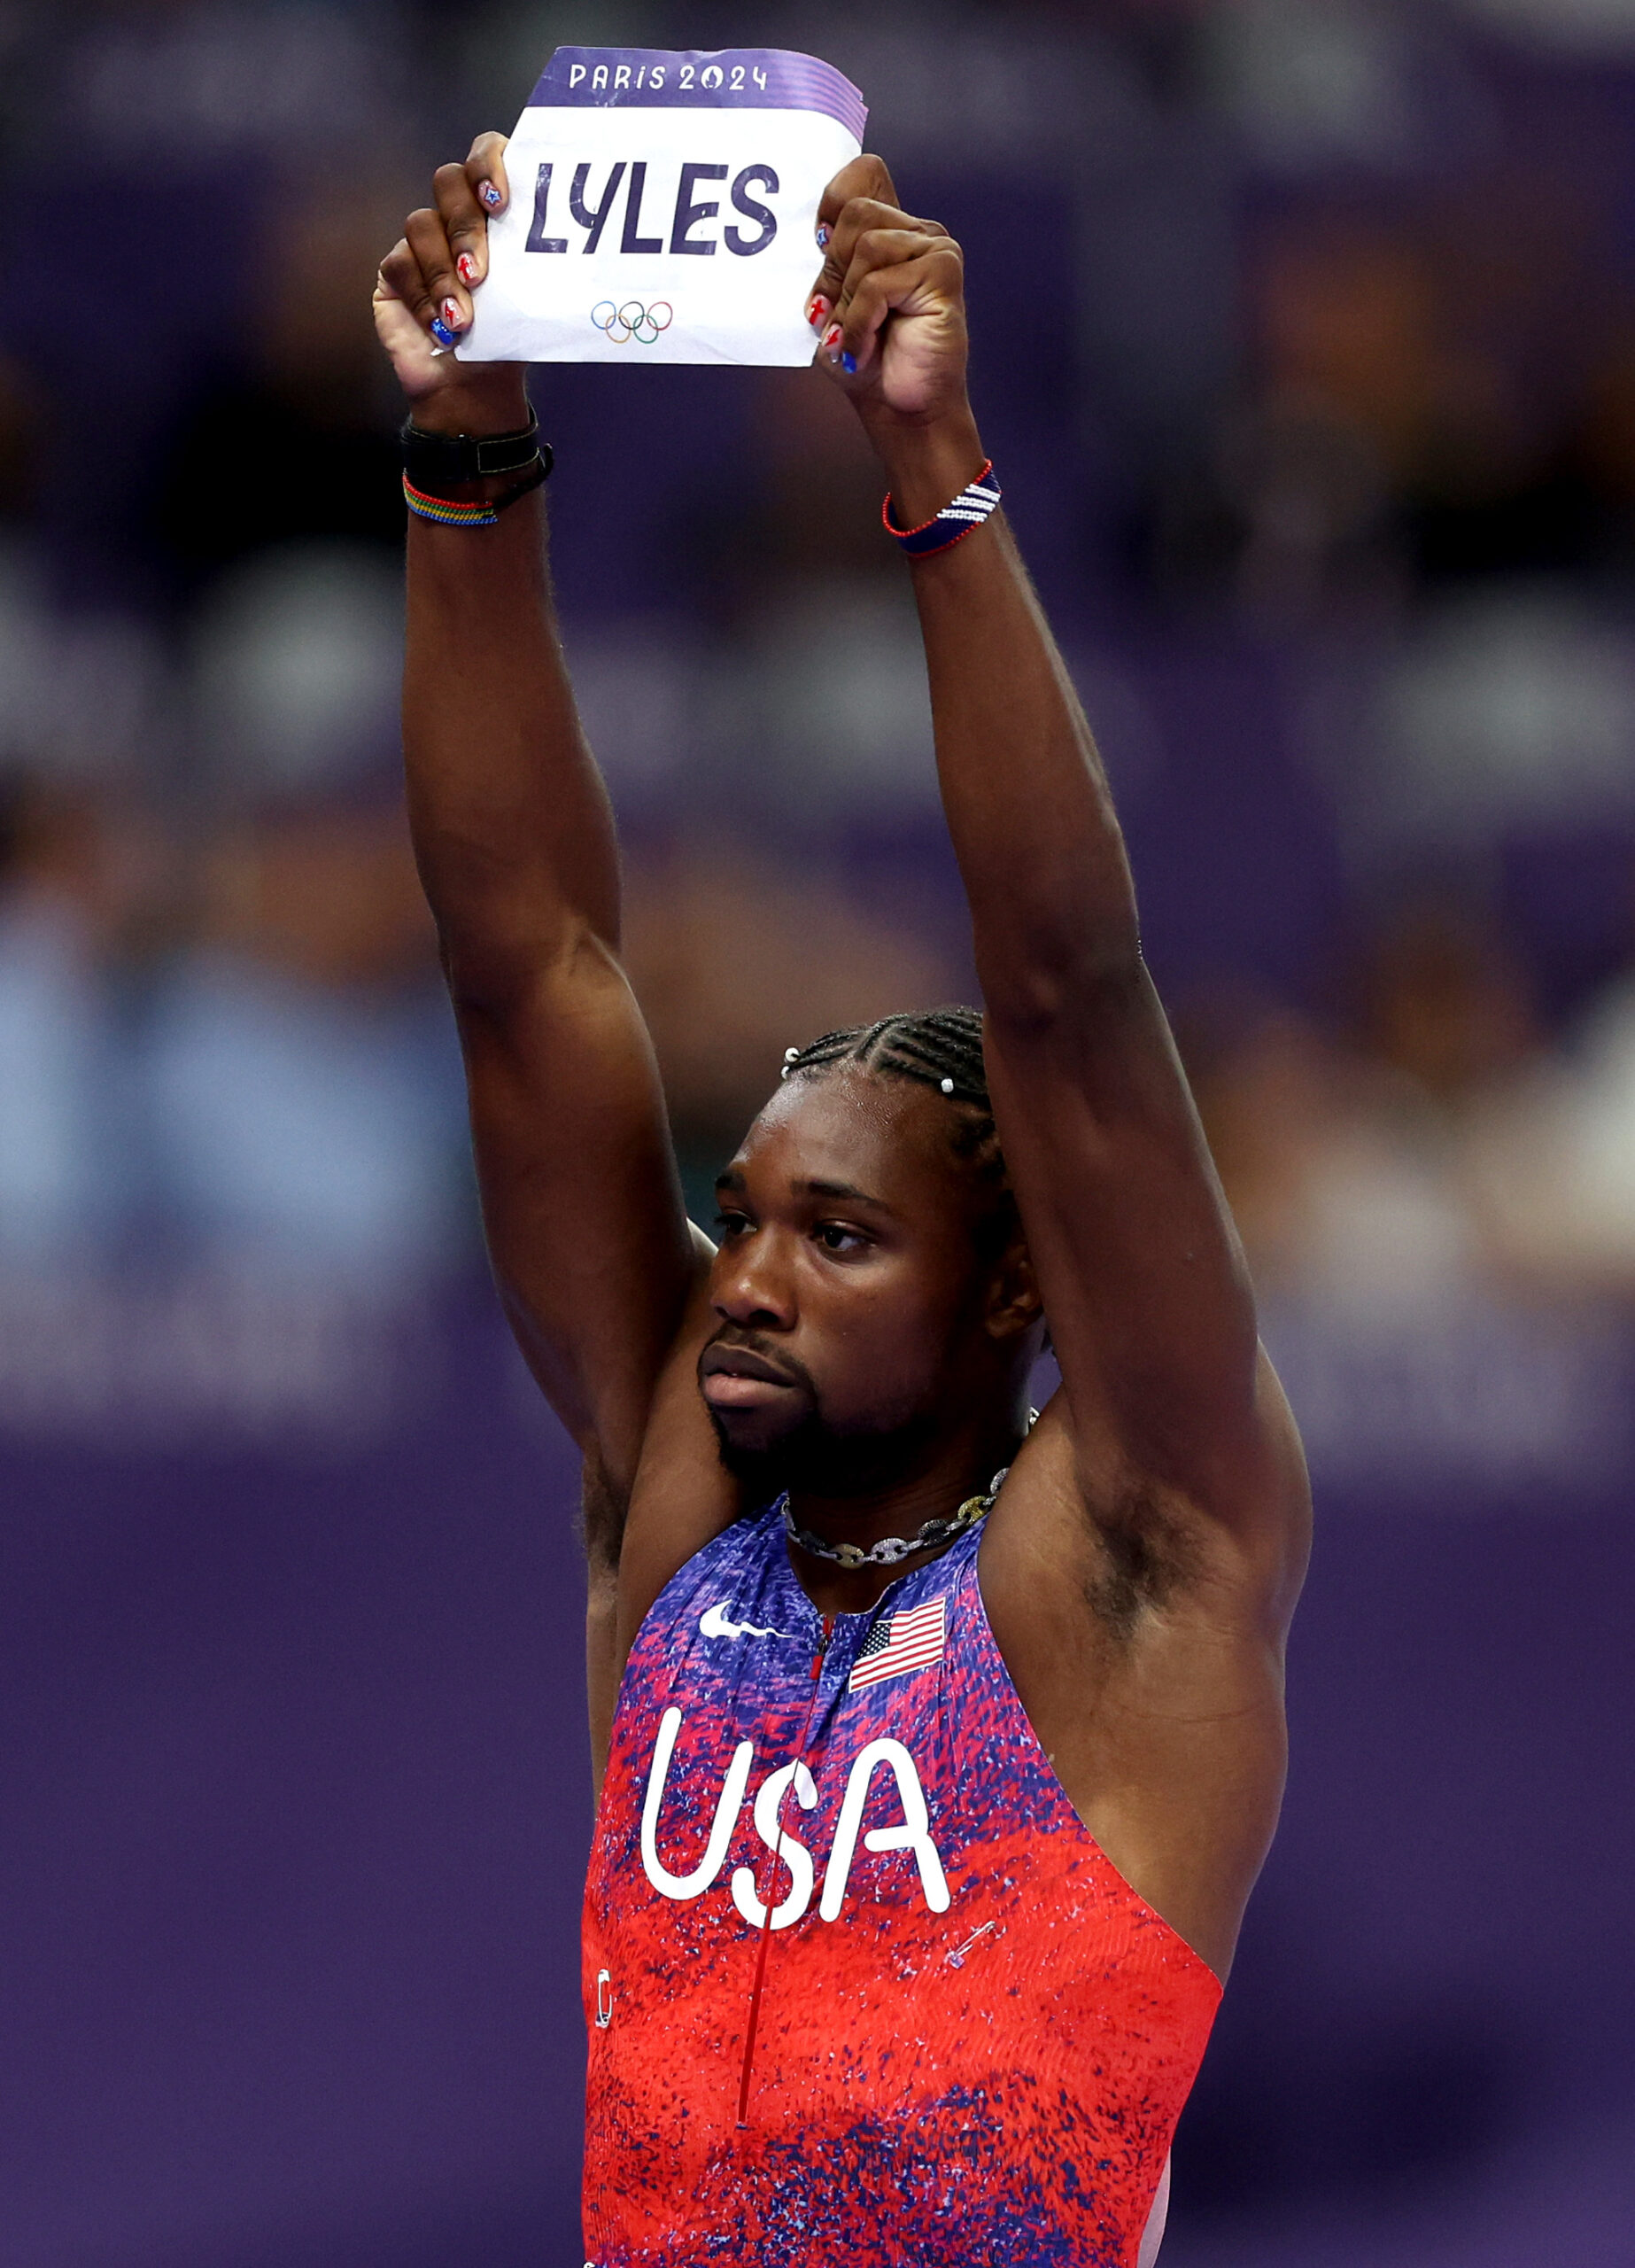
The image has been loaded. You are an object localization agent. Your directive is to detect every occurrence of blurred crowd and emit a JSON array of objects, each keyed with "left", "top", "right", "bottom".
[{"left": 4, "top": 0, "right": 1635, "bottom": 1320}]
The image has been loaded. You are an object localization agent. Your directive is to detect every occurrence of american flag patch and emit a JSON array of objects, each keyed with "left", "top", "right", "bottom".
[{"left": 848, "top": 1596, "right": 947, "bottom": 1692}]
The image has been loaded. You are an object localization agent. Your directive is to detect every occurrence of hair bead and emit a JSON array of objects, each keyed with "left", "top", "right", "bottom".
[{"left": 776, "top": 1008, "right": 1012, "bottom": 1256}]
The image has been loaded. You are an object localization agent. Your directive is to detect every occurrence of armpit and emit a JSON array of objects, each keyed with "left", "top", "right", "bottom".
[
  {"left": 1082, "top": 1480, "right": 1201, "bottom": 1635},
  {"left": 580, "top": 1446, "right": 631, "bottom": 1581}
]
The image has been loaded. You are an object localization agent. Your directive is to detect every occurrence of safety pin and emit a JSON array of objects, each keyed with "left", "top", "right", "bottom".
[{"left": 944, "top": 1919, "right": 1001, "bottom": 1969}]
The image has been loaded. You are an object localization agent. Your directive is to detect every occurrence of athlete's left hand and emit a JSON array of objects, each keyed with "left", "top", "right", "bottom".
[{"left": 808, "top": 156, "right": 969, "bottom": 425}]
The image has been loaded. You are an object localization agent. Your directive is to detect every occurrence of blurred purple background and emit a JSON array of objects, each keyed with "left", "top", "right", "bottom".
[{"left": 3, "top": 2, "right": 1633, "bottom": 2262}]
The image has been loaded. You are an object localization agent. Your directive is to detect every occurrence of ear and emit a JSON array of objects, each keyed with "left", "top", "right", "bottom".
[{"left": 983, "top": 1235, "right": 1043, "bottom": 1342}]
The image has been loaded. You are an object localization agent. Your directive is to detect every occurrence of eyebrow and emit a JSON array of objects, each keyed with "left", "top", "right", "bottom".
[
  {"left": 797, "top": 1177, "right": 894, "bottom": 1212},
  {"left": 712, "top": 1169, "right": 896, "bottom": 1216}
]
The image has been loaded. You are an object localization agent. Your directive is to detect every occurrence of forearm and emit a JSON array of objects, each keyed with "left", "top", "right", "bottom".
[
  {"left": 402, "top": 383, "right": 622, "bottom": 1006},
  {"left": 871, "top": 412, "right": 1142, "bottom": 1026}
]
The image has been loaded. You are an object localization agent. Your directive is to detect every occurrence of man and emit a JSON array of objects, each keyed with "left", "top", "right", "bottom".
[{"left": 376, "top": 138, "right": 1309, "bottom": 2268}]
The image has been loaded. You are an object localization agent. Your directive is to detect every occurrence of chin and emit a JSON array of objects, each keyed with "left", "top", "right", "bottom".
[
  {"left": 709, "top": 1406, "right": 809, "bottom": 1498},
  {"left": 709, "top": 1402, "right": 939, "bottom": 1502}
]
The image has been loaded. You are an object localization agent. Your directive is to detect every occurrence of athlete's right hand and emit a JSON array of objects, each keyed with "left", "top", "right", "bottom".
[{"left": 374, "top": 132, "right": 527, "bottom": 426}]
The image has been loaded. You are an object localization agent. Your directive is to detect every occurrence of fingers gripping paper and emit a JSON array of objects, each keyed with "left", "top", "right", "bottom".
[{"left": 458, "top": 49, "right": 867, "bottom": 368}]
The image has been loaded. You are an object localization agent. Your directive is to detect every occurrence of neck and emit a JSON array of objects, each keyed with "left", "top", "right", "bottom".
[{"left": 783, "top": 1404, "right": 1026, "bottom": 1617}]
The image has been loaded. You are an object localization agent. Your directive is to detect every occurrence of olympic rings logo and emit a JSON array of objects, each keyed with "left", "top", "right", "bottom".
[{"left": 591, "top": 299, "right": 674, "bottom": 346}]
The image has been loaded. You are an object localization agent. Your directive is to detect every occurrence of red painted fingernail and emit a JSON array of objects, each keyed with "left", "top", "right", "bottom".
[
  {"left": 456, "top": 252, "right": 477, "bottom": 285},
  {"left": 807, "top": 292, "right": 832, "bottom": 331},
  {"left": 441, "top": 298, "right": 464, "bottom": 330},
  {"left": 821, "top": 321, "right": 843, "bottom": 363}
]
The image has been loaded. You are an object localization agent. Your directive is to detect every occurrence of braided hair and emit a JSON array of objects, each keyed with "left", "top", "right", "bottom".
[{"left": 779, "top": 1007, "right": 1013, "bottom": 1249}]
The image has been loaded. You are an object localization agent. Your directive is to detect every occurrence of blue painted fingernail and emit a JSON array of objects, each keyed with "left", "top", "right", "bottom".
[
  {"left": 481, "top": 182, "right": 502, "bottom": 210},
  {"left": 815, "top": 221, "right": 831, "bottom": 249},
  {"left": 430, "top": 316, "right": 456, "bottom": 348},
  {"left": 841, "top": 350, "right": 857, "bottom": 375}
]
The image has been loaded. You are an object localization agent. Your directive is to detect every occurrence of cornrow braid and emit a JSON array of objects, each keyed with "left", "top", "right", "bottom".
[{"left": 780, "top": 1006, "right": 1007, "bottom": 1193}]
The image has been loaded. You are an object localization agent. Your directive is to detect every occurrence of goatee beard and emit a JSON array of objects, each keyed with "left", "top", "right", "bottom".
[{"left": 710, "top": 1406, "right": 941, "bottom": 1503}]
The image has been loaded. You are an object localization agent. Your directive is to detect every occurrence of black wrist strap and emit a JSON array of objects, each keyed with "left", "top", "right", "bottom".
[
  {"left": 487, "top": 456, "right": 551, "bottom": 515},
  {"left": 400, "top": 413, "right": 546, "bottom": 490}
]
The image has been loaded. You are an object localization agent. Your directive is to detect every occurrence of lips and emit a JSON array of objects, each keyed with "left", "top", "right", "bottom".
[{"left": 700, "top": 1341, "right": 805, "bottom": 1410}]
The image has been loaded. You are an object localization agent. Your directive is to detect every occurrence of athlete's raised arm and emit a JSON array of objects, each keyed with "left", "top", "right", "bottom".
[
  {"left": 376, "top": 139, "right": 701, "bottom": 1511},
  {"left": 811, "top": 159, "right": 1306, "bottom": 1932}
]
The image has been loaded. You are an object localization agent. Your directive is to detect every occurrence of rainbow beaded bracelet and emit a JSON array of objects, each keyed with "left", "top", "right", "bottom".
[{"left": 402, "top": 454, "right": 550, "bottom": 529}]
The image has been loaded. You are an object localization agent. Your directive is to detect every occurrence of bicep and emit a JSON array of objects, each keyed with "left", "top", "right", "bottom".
[{"left": 454, "top": 937, "right": 698, "bottom": 1488}]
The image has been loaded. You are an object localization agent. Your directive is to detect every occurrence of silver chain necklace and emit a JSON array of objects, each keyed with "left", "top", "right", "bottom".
[
  {"left": 779, "top": 1418, "right": 1036, "bottom": 1571},
  {"left": 779, "top": 1477, "right": 1003, "bottom": 1570}
]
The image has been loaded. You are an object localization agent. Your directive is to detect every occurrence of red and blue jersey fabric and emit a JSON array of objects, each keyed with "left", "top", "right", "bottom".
[{"left": 582, "top": 1504, "right": 1221, "bottom": 2266}]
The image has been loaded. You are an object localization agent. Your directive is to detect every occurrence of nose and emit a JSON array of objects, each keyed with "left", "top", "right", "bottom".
[{"left": 712, "top": 1231, "right": 796, "bottom": 1331}]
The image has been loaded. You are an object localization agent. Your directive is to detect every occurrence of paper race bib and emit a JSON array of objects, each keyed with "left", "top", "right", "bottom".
[{"left": 457, "top": 47, "right": 866, "bottom": 367}]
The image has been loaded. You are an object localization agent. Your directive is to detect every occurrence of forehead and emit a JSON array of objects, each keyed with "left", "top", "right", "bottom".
[{"left": 728, "top": 1065, "right": 961, "bottom": 1209}]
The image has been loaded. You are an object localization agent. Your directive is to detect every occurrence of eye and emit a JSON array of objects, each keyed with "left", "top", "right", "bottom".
[
  {"left": 814, "top": 1220, "right": 870, "bottom": 1254},
  {"left": 714, "top": 1209, "right": 751, "bottom": 1239}
]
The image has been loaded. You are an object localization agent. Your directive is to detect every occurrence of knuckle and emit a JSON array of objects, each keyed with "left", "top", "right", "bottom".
[
  {"left": 853, "top": 225, "right": 902, "bottom": 267},
  {"left": 384, "top": 265, "right": 428, "bottom": 314},
  {"left": 406, "top": 218, "right": 451, "bottom": 273}
]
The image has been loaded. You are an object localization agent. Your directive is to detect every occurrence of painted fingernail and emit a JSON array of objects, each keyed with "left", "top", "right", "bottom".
[
  {"left": 821, "top": 322, "right": 843, "bottom": 363},
  {"left": 481, "top": 181, "right": 502, "bottom": 210},
  {"left": 815, "top": 221, "right": 832, "bottom": 249},
  {"left": 429, "top": 316, "right": 456, "bottom": 348},
  {"left": 456, "top": 252, "right": 478, "bottom": 285},
  {"left": 441, "top": 298, "right": 464, "bottom": 331},
  {"left": 806, "top": 291, "right": 832, "bottom": 331},
  {"left": 841, "top": 350, "right": 857, "bottom": 375}
]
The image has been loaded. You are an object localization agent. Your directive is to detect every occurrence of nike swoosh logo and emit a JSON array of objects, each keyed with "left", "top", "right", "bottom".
[{"left": 700, "top": 1601, "right": 787, "bottom": 1641}]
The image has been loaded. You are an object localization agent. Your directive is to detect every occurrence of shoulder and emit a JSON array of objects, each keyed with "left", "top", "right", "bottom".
[
  {"left": 972, "top": 1382, "right": 1300, "bottom": 1976},
  {"left": 974, "top": 1366, "right": 1306, "bottom": 1806},
  {"left": 634, "top": 1501, "right": 784, "bottom": 1629}
]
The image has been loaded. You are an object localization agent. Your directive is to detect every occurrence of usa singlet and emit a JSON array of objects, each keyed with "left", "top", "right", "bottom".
[{"left": 581, "top": 1506, "right": 1221, "bottom": 2266}]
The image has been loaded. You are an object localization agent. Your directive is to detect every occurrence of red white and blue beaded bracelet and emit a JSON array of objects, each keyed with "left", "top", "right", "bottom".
[{"left": 882, "top": 460, "right": 1003, "bottom": 557}]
